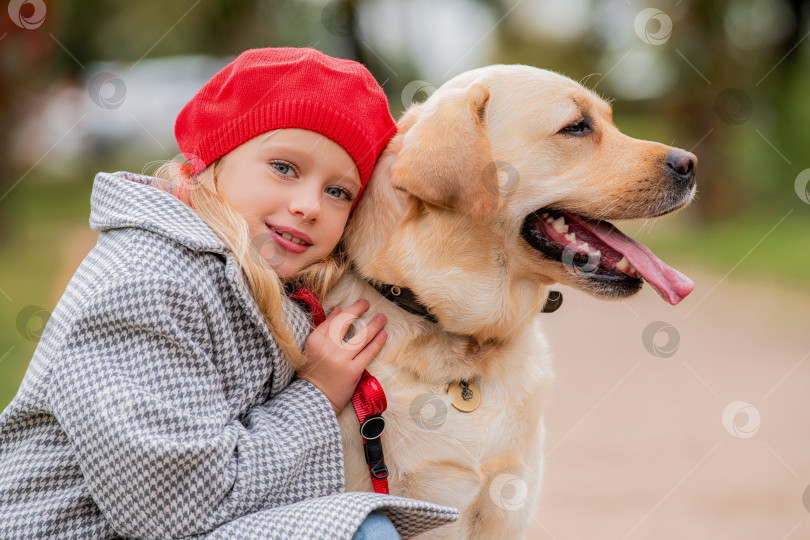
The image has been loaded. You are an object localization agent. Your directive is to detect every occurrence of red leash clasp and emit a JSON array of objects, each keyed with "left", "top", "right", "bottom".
[{"left": 352, "top": 370, "right": 390, "bottom": 492}]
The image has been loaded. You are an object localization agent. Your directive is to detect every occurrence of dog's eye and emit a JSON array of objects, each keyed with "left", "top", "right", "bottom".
[{"left": 560, "top": 120, "right": 591, "bottom": 136}]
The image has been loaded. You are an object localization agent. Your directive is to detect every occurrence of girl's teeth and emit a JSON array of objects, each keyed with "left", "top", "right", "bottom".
[{"left": 275, "top": 228, "right": 306, "bottom": 245}]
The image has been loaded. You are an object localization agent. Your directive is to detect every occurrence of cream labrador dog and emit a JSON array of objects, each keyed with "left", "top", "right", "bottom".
[{"left": 326, "top": 64, "right": 696, "bottom": 539}]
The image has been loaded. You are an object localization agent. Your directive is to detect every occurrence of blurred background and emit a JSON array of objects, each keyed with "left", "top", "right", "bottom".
[{"left": 1, "top": 0, "right": 809, "bottom": 538}]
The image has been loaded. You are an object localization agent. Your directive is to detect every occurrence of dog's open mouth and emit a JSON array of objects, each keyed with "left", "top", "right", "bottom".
[{"left": 521, "top": 209, "right": 694, "bottom": 305}]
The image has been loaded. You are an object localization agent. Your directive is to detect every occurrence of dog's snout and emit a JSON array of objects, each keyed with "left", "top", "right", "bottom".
[{"left": 666, "top": 150, "right": 697, "bottom": 185}]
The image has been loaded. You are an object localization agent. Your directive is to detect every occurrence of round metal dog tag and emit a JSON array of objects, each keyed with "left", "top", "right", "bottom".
[{"left": 449, "top": 380, "right": 481, "bottom": 412}]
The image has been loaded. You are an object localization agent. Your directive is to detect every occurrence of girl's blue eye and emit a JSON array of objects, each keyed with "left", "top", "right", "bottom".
[
  {"left": 271, "top": 162, "right": 295, "bottom": 176},
  {"left": 326, "top": 186, "right": 353, "bottom": 201}
]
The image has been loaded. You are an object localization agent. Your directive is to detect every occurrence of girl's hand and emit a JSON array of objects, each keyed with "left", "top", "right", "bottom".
[{"left": 299, "top": 299, "right": 388, "bottom": 416}]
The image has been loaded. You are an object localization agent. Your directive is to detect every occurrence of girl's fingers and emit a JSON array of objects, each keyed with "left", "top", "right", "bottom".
[
  {"left": 340, "top": 312, "right": 386, "bottom": 353},
  {"left": 352, "top": 330, "right": 387, "bottom": 369},
  {"left": 341, "top": 299, "right": 371, "bottom": 318},
  {"left": 325, "top": 299, "right": 373, "bottom": 343}
]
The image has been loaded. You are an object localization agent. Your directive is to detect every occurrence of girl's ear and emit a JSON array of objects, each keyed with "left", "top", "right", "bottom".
[{"left": 390, "top": 83, "right": 499, "bottom": 225}]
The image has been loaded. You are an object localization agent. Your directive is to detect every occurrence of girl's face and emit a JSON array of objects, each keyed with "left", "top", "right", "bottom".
[{"left": 217, "top": 128, "right": 361, "bottom": 279}]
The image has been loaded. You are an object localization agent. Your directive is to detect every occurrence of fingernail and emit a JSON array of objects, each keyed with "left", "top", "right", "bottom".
[
  {"left": 380, "top": 330, "right": 387, "bottom": 339},
  {"left": 375, "top": 313, "right": 386, "bottom": 322}
]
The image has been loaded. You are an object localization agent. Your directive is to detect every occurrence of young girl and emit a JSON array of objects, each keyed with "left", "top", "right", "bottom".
[{"left": 0, "top": 48, "right": 458, "bottom": 539}]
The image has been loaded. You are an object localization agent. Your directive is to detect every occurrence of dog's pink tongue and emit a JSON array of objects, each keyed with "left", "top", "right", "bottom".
[{"left": 566, "top": 214, "right": 694, "bottom": 305}]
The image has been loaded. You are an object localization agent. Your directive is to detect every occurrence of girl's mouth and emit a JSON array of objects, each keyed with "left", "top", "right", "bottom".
[{"left": 267, "top": 225, "right": 310, "bottom": 254}]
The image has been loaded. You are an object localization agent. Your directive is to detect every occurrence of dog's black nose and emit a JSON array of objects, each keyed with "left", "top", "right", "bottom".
[{"left": 666, "top": 150, "right": 697, "bottom": 186}]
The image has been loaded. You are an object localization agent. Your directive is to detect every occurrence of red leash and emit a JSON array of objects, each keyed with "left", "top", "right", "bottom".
[
  {"left": 290, "top": 289, "right": 390, "bottom": 494},
  {"left": 351, "top": 371, "right": 389, "bottom": 494}
]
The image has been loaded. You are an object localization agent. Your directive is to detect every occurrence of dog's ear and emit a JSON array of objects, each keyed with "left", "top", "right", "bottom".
[{"left": 391, "top": 83, "right": 499, "bottom": 225}]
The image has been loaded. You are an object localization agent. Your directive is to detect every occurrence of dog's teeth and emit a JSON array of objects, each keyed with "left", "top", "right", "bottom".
[
  {"left": 565, "top": 233, "right": 576, "bottom": 243},
  {"left": 545, "top": 216, "right": 554, "bottom": 223},
  {"left": 580, "top": 243, "right": 589, "bottom": 252},
  {"left": 616, "top": 257, "right": 630, "bottom": 270},
  {"left": 628, "top": 264, "right": 639, "bottom": 275},
  {"left": 552, "top": 217, "right": 568, "bottom": 234}
]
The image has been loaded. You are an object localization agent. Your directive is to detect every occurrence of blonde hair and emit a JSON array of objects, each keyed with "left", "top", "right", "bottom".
[{"left": 150, "top": 158, "right": 348, "bottom": 369}]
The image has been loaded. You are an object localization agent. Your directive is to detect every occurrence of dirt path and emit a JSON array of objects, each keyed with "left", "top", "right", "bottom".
[
  {"left": 56, "top": 232, "right": 810, "bottom": 539},
  {"left": 525, "top": 264, "right": 810, "bottom": 540}
]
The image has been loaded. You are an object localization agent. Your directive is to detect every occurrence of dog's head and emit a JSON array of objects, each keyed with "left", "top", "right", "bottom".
[{"left": 345, "top": 65, "right": 695, "bottom": 336}]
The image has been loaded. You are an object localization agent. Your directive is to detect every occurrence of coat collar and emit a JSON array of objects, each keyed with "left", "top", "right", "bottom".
[
  {"left": 88, "top": 171, "right": 312, "bottom": 366},
  {"left": 89, "top": 171, "right": 229, "bottom": 255}
]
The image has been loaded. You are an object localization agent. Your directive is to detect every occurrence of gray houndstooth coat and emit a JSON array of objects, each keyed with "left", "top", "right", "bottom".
[{"left": 0, "top": 171, "right": 459, "bottom": 539}]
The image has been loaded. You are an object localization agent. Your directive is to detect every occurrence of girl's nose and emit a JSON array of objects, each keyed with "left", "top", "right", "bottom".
[{"left": 289, "top": 186, "right": 322, "bottom": 222}]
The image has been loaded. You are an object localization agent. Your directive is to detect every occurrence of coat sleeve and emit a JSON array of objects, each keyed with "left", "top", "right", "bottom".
[{"left": 47, "top": 275, "right": 344, "bottom": 539}]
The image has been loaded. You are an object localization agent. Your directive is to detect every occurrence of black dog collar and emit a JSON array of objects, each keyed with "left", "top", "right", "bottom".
[
  {"left": 366, "top": 279, "right": 439, "bottom": 323},
  {"left": 360, "top": 271, "right": 562, "bottom": 321}
]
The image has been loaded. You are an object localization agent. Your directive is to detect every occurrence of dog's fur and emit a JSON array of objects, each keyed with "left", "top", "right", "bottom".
[{"left": 326, "top": 65, "right": 696, "bottom": 539}]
